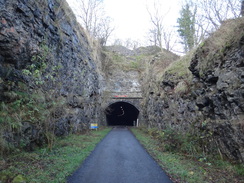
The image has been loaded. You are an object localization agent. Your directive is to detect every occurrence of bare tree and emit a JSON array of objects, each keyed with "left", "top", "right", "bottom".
[
  {"left": 77, "top": 0, "right": 103, "bottom": 37},
  {"left": 241, "top": 0, "right": 244, "bottom": 16},
  {"left": 176, "top": 0, "right": 242, "bottom": 52},
  {"left": 97, "top": 17, "right": 115, "bottom": 46},
  {"left": 146, "top": 0, "right": 179, "bottom": 52},
  {"left": 124, "top": 38, "right": 134, "bottom": 49},
  {"left": 123, "top": 39, "right": 141, "bottom": 50},
  {"left": 147, "top": 29, "right": 158, "bottom": 47},
  {"left": 113, "top": 39, "right": 123, "bottom": 46},
  {"left": 132, "top": 40, "right": 141, "bottom": 50},
  {"left": 70, "top": 0, "right": 114, "bottom": 45},
  {"left": 147, "top": 0, "right": 165, "bottom": 49},
  {"left": 196, "top": 0, "right": 241, "bottom": 31},
  {"left": 162, "top": 27, "right": 178, "bottom": 51}
]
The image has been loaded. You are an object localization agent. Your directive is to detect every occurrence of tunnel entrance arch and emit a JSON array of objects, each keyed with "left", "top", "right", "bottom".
[{"left": 105, "top": 101, "right": 139, "bottom": 126}]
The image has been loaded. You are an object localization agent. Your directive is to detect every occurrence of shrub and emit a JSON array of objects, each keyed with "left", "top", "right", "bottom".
[{"left": 144, "top": 126, "right": 214, "bottom": 159}]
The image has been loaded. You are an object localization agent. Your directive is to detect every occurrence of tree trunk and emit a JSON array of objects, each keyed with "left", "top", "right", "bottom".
[{"left": 241, "top": 0, "right": 244, "bottom": 16}]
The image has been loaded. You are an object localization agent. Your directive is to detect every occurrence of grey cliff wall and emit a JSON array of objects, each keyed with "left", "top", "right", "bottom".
[
  {"left": 0, "top": 0, "right": 102, "bottom": 150},
  {"left": 142, "top": 19, "right": 244, "bottom": 163}
]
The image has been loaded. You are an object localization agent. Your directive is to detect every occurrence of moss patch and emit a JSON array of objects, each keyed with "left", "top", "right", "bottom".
[{"left": 162, "top": 49, "right": 194, "bottom": 80}]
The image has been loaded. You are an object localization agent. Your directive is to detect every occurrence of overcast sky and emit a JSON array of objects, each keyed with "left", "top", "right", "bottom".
[
  {"left": 103, "top": 0, "right": 182, "bottom": 45},
  {"left": 66, "top": 0, "right": 182, "bottom": 48}
]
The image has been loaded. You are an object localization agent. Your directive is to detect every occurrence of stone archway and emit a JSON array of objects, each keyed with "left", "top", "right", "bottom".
[{"left": 105, "top": 101, "right": 139, "bottom": 126}]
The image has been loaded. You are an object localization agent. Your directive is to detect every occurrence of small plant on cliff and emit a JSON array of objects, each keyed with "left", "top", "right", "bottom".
[
  {"left": 0, "top": 86, "right": 48, "bottom": 154},
  {"left": 129, "top": 60, "right": 144, "bottom": 71},
  {"left": 163, "top": 49, "right": 194, "bottom": 79},
  {"left": 0, "top": 42, "right": 66, "bottom": 155}
]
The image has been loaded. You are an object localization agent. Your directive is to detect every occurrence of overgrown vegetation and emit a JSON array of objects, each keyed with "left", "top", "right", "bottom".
[
  {"left": 0, "top": 128, "right": 111, "bottom": 183},
  {"left": 138, "top": 17, "right": 244, "bottom": 178},
  {"left": 0, "top": 0, "right": 104, "bottom": 157},
  {"left": 0, "top": 42, "right": 65, "bottom": 155},
  {"left": 131, "top": 127, "right": 244, "bottom": 183},
  {"left": 194, "top": 17, "right": 244, "bottom": 78},
  {"left": 153, "top": 49, "right": 194, "bottom": 94},
  {"left": 136, "top": 126, "right": 216, "bottom": 159},
  {"left": 101, "top": 48, "right": 148, "bottom": 75},
  {"left": 163, "top": 50, "right": 194, "bottom": 78},
  {"left": 138, "top": 48, "right": 180, "bottom": 102}
]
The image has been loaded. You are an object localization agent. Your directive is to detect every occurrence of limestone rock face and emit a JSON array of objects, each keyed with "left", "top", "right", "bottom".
[
  {"left": 142, "top": 19, "right": 244, "bottom": 163},
  {"left": 0, "top": 0, "right": 102, "bottom": 150},
  {"left": 106, "top": 70, "right": 141, "bottom": 92}
]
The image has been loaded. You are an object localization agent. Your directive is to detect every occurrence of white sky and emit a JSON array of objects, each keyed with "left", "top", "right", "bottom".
[
  {"left": 103, "top": 0, "right": 182, "bottom": 45},
  {"left": 66, "top": 0, "right": 183, "bottom": 48}
]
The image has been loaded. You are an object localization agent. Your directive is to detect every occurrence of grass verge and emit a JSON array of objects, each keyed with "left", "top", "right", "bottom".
[
  {"left": 131, "top": 127, "right": 244, "bottom": 183},
  {"left": 0, "top": 128, "right": 111, "bottom": 183}
]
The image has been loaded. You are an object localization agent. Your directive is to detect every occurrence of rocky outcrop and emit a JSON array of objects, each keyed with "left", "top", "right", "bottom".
[
  {"left": 104, "top": 45, "right": 161, "bottom": 57},
  {"left": 0, "top": 0, "right": 102, "bottom": 151},
  {"left": 142, "top": 18, "right": 244, "bottom": 163}
]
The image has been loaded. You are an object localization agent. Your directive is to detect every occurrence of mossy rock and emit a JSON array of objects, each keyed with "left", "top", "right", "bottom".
[{"left": 12, "top": 175, "right": 26, "bottom": 183}]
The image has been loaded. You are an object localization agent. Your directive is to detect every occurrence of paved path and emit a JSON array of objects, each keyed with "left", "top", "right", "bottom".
[{"left": 67, "top": 127, "right": 173, "bottom": 183}]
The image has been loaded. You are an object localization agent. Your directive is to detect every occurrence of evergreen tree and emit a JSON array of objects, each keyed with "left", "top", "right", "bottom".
[{"left": 177, "top": 3, "right": 196, "bottom": 52}]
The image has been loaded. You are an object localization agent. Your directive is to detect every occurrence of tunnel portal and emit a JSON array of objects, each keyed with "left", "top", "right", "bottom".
[{"left": 105, "top": 101, "right": 139, "bottom": 126}]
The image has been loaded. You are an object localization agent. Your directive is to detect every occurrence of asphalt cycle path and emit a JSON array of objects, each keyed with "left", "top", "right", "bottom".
[{"left": 67, "top": 127, "right": 173, "bottom": 183}]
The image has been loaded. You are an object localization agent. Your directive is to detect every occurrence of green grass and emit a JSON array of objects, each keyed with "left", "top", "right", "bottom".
[
  {"left": 0, "top": 128, "right": 111, "bottom": 183},
  {"left": 164, "top": 50, "right": 193, "bottom": 78},
  {"left": 131, "top": 127, "right": 244, "bottom": 183}
]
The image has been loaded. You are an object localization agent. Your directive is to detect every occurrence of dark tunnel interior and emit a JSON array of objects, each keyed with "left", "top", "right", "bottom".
[{"left": 105, "top": 102, "right": 139, "bottom": 126}]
